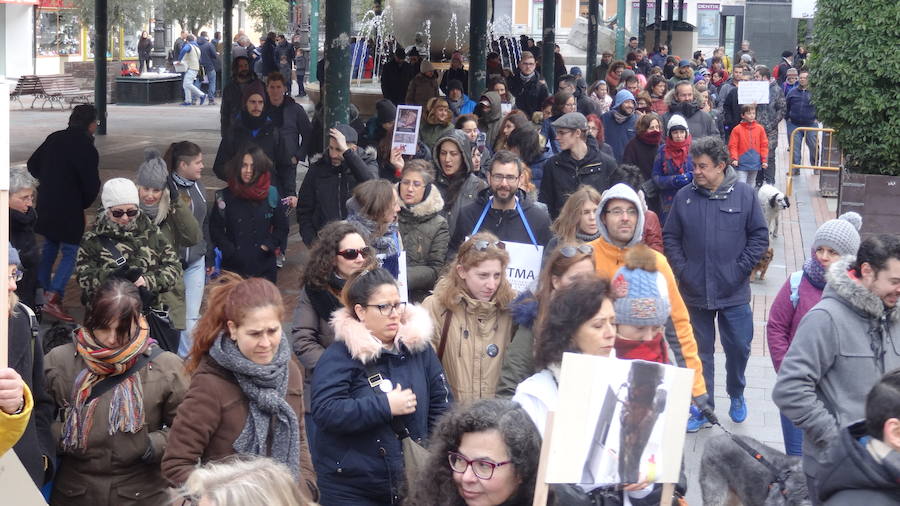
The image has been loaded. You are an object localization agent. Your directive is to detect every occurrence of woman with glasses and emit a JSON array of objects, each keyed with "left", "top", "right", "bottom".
[
  {"left": 397, "top": 160, "right": 450, "bottom": 302},
  {"left": 44, "top": 278, "right": 187, "bottom": 505},
  {"left": 407, "top": 399, "right": 541, "bottom": 506},
  {"left": 347, "top": 179, "right": 403, "bottom": 279},
  {"left": 76, "top": 178, "right": 182, "bottom": 312},
  {"left": 162, "top": 273, "right": 318, "bottom": 501},
  {"left": 311, "top": 267, "right": 451, "bottom": 505},
  {"left": 423, "top": 233, "right": 515, "bottom": 403}
]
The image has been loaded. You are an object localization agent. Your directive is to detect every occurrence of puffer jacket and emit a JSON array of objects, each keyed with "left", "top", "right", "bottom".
[
  {"left": 311, "top": 305, "right": 451, "bottom": 505},
  {"left": 477, "top": 91, "right": 504, "bottom": 150},
  {"left": 422, "top": 291, "right": 515, "bottom": 403},
  {"left": 818, "top": 421, "right": 900, "bottom": 505},
  {"left": 432, "top": 130, "right": 488, "bottom": 236},
  {"left": 0, "top": 384, "right": 32, "bottom": 456},
  {"left": 651, "top": 143, "right": 695, "bottom": 224},
  {"left": 398, "top": 184, "right": 450, "bottom": 302},
  {"left": 405, "top": 72, "right": 440, "bottom": 108},
  {"left": 496, "top": 291, "right": 540, "bottom": 398},
  {"left": 76, "top": 212, "right": 182, "bottom": 310},
  {"left": 539, "top": 138, "right": 620, "bottom": 220},
  {"left": 45, "top": 343, "right": 188, "bottom": 506}
]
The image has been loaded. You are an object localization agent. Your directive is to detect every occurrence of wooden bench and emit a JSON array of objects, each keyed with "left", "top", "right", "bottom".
[
  {"left": 33, "top": 74, "right": 93, "bottom": 109},
  {"left": 9, "top": 75, "right": 43, "bottom": 108}
]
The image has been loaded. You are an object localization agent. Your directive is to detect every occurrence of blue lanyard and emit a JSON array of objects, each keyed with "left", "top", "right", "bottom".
[{"left": 469, "top": 196, "right": 539, "bottom": 247}]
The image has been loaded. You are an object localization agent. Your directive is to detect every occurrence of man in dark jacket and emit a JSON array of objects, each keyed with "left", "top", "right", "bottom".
[
  {"left": 752, "top": 65, "right": 786, "bottom": 186},
  {"left": 663, "top": 82, "right": 720, "bottom": 140},
  {"left": 198, "top": 32, "right": 219, "bottom": 104},
  {"left": 380, "top": 47, "right": 412, "bottom": 106},
  {"left": 439, "top": 51, "right": 469, "bottom": 96},
  {"left": 507, "top": 51, "right": 549, "bottom": 118},
  {"left": 722, "top": 66, "right": 754, "bottom": 138},
  {"left": 259, "top": 32, "right": 278, "bottom": 78},
  {"left": 447, "top": 150, "right": 552, "bottom": 259},
  {"left": 539, "top": 112, "right": 620, "bottom": 220},
  {"left": 774, "top": 51, "right": 794, "bottom": 85},
  {"left": 601, "top": 90, "right": 638, "bottom": 162},
  {"left": 297, "top": 125, "right": 378, "bottom": 246},
  {"left": 663, "top": 136, "right": 768, "bottom": 430},
  {"left": 785, "top": 70, "right": 818, "bottom": 167},
  {"left": 220, "top": 55, "right": 259, "bottom": 134},
  {"left": 27, "top": 104, "right": 101, "bottom": 323},
  {"left": 265, "top": 71, "right": 312, "bottom": 205}
]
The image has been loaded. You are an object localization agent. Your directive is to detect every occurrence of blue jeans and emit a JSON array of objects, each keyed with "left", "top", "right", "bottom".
[
  {"left": 183, "top": 68, "right": 204, "bottom": 102},
  {"left": 780, "top": 412, "right": 803, "bottom": 456},
  {"left": 786, "top": 121, "right": 818, "bottom": 167},
  {"left": 178, "top": 258, "right": 206, "bottom": 358},
  {"left": 38, "top": 240, "right": 79, "bottom": 297},
  {"left": 688, "top": 304, "right": 753, "bottom": 408},
  {"left": 203, "top": 66, "right": 216, "bottom": 98}
]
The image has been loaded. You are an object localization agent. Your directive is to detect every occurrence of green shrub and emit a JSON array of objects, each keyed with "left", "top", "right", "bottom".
[{"left": 809, "top": 0, "right": 900, "bottom": 175}]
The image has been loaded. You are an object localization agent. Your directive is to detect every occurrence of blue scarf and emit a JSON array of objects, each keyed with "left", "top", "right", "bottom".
[{"left": 802, "top": 255, "right": 827, "bottom": 290}]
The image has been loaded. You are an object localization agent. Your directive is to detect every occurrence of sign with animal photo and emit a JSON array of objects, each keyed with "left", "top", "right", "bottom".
[
  {"left": 502, "top": 241, "right": 543, "bottom": 294},
  {"left": 544, "top": 353, "right": 693, "bottom": 486},
  {"left": 392, "top": 105, "right": 422, "bottom": 155}
]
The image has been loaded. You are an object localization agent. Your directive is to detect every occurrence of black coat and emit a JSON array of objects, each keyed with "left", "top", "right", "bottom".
[
  {"left": 439, "top": 67, "right": 469, "bottom": 95},
  {"left": 539, "top": 141, "right": 621, "bottom": 220},
  {"left": 27, "top": 127, "right": 101, "bottom": 244},
  {"left": 11, "top": 208, "right": 40, "bottom": 307},
  {"left": 213, "top": 115, "right": 297, "bottom": 197},
  {"left": 819, "top": 421, "right": 900, "bottom": 505},
  {"left": 623, "top": 136, "right": 661, "bottom": 182},
  {"left": 267, "top": 96, "right": 313, "bottom": 163},
  {"left": 219, "top": 77, "right": 260, "bottom": 134},
  {"left": 507, "top": 70, "right": 550, "bottom": 118},
  {"left": 296, "top": 149, "right": 378, "bottom": 246},
  {"left": 380, "top": 60, "right": 412, "bottom": 106}
]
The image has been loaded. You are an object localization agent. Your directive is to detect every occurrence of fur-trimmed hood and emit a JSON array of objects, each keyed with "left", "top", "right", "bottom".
[
  {"left": 826, "top": 257, "right": 900, "bottom": 323},
  {"left": 510, "top": 290, "right": 539, "bottom": 327},
  {"left": 398, "top": 183, "right": 445, "bottom": 220},
  {"left": 330, "top": 304, "right": 434, "bottom": 364}
]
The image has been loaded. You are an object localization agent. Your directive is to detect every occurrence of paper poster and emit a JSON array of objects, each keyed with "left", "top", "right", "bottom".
[
  {"left": 545, "top": 353, "right": 693, "bottom": 486},
  {"left": 0, "top": 451, "right": 46, "bottom": 505},
  {"left": 391, "top": 105, "right": 422, "bottom": 155},
  {"left": 738, "top": 81, "right": 770, "bottom": 104},
  {"left": 502, "top": 241, "right": 543, "bottom": 294},
  {"left": 397, "top": 251, "right": 409, "bottom": 302},
  {"left": 501, "top": 103, "right": 513, "bottom": 116}
]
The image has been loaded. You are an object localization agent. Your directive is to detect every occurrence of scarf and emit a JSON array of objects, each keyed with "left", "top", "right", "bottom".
[
  {"left": 61, "top": 320, "right": 152, "bottom": 450},
  {"left": 306, "top": 277, "right": 343, "bottom": 321},
  {"left": 613, "top": 108, "right": 632, "bottom": 124},
  {"left": 208, "top": 333, "right": 300, "bottom": 476},
  {"left": 711, "top": 71, "right": 729, "bottom": 88},
  {"left": 519, "top": 71, "right": 536, "bottom": 82},
  {"left": 638, "top": 130, "right": 662, "bottom": 145},
  {"left": 228, "top": 170, "right": 271, "bottom": 201},
  {"left": 576, "top": 229, "right": 603, "bottom": 243},
  {"left": 240, "top": 110, "right": 267, "bottom": 132},
  {"left": 172, "top": 172, "right": 196, "bottom": 188},
  {"left": 664, "top": 134, "right": 692, "bottom": 168},
  {"left": 605, "top": 72, "right": 620, "bottom": 89},
  {"left": 615, "top": 334, "right": 668, "bottom": 364},
  {"left": 802, "top": 255, "right": 828, "bottom": 290},
  {"left": 139, "top": 201, "right": 159, "bottom": 221}
]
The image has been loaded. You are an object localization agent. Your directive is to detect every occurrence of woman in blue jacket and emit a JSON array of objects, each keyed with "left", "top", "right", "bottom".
[
  {"left": 311, "top": 267, "right": 452, "bottom": 505},
  {"left": 652, "top": 114, "right": 694, "bottom": 224}
]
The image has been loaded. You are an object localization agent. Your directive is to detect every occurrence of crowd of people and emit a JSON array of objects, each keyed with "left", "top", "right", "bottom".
[{"left": 2, "top": 35, "right": 899, "bottom": 506}]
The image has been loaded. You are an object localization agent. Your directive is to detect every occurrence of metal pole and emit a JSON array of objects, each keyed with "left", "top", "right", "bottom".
[
  {"left": 654, "top": 0, "right": 662, "bottom": 51},
  {"left": 223, "top": 0, "right": 233, "bottom": 90},
  {"left": 324, "top": 0, "right": 350, "bottom": 149},
  {"left": 615, "top": 0, "right": 626, "bottom": 59},
  {"left": 638, "top": 0, "right": 647, "bottom": 49},
  {"left": 542, "top": 0, "right": 556, "bottom": 93},
  {"left": 678, "top": 0, "right": 684, "bottom": 22},
  {"left": 469, "top": 0, "right": 488, "bottom": 100},
  {"left": 309, "top": 0, "right": 320, "bottom": 82},
  {"left": 95, "top": 0, "right": 107, "bottom": 135},
  {"left": 586, "top": 0, "right": 598, "bottom": 80},
  {"left": 666, "top": 0, "right": 674, "bottom": 50}
]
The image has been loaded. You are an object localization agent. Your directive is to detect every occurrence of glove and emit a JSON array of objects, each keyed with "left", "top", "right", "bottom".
[{"left": 137, "top": 286, "right": 154, "bottom": 310}]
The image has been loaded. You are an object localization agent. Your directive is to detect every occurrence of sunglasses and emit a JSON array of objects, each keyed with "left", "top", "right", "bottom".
[
  {"left": 337, "top": 247, "right": 371, "bottom": 260},
  {"left": 110, "top": 208, "right": 140, "bottom": 218},
  {"left": 559, "top": 244, "right": 593, "bottom": 257},
  {"left": 473, "top": 240, "right": 505, "bottom": 251}
]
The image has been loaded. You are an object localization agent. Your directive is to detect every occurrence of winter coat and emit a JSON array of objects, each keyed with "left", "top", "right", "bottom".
[
  {"left": 76, "top": 213, "right": 182, "bottom": 309},
  {"left": 662, "top": 88, "right": 719, "bottom": 139},
  {"left": 728, "top": 120, "right": 769, "bottom": 172},
  {"left": 291, "top": 285, "right": 340, "bottom": 412},
  {"left": 440, "top": 67, "right": 469, "bottom": 95},
  {"left": 269, "top": 96, "right": 313, "bottom": 163},
  {"left": 432, "top": 130, "right": 489, "bottom": 236},
  {"left": 260, "top": 39, "right": 277, "bottom": 75},
  {"left": 8, "top": 304, "right": 55, "bottom": 487},
  {"left": 756, "top": 81, "right": 786, "bottom": 134},
  {"left": 422, "top": 291, "right": 514, "bottom": 403},
  {"left": 496, "top": 292, "right": 539, "bottom": 398},
  {"left": 380, "top": 60, "right": 412, "bottom": 105},
  {"left": 786, "top": 86, "right": 817, "bottom": 126},
  {"left": 662, "top": 168, "right": 769, "bottom": 310},
  {"left": 209, "top": 185, "right": 289, "bottom": 282},
  {"left": 398, "top": 184, "right": 450, "bottom": 302},
  {"left": 161, "top": 353, "right": 318, "bottom": 500},
  {"left": 478, "top": 91, "right": 504, "bottom": 150},
  {"left": 447, "top": 188, "right": 553, "bottom": 260},
  {"left": 643, "top": 209, "right": 664, "bottom": 253},
  {"left": 419, "top": 121, "right": 454, "bottom": 153},
  {"left": 766, "top": 273, "right": 823, "bottom": 372},
  {"left": 170, "top": 177, "right": 210, "bottom": 267},
  {"left": 652, "top": 143, "right": 695, "bottom": 223},
  {"left": 220, "top": 76, "right": 260, "bottom": 134},
  {"left": 198, "top": 37, "right": 218, "bottom": 70},
  {"left": 297, "top": 148, "right": 378, "bottom": 246},
  {"left": 539, "top": 140, "right": 621, "bottom": 220},
  {"left": 773, "top": 259, "right": 900, "bottom": 475},
  {"left": 11, "top": 207, "right": 40, "bottom": 307},
  {"left": 600, "top": 109, "right": 637, "bottom": 162},
  {"left": 623, "top": 136, "right": 661, "bottom": 182},
  {"left": 819, "top": 421, "right": 900, "bottom": 505},
  {"left": 311, "top": 305, "right": 452, "bottom": 505},
  {"left": 154, "top": 190, "right": 202, "bottom": 329},
  {"left": 137, "top": 37, "right": 152, "bottom": 60},
  {"left": 44, "top": 343, "right": 187, "bottom": 506},
  {"left": 507, "top": 70, "right": 550, "bottom": 118},
  {"left": 27, "top": 127, "right": 101, "bottom": 244},
  {"left": 405, "top": 72, "right": 440, "bottom": 108},
  {"left": 213, "top": 114, "right": 297, "bottom": 197},
  {"left": 447, "top": 94, "right": 477, "bottom": 117},
  {"left": 0, "top": 384, "right": 31, "bottom": 456}
]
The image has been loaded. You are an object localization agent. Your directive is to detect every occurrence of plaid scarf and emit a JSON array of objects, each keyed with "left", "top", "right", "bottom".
[{"left": 61, "top": 318, "right": 151, "bottom": 450}]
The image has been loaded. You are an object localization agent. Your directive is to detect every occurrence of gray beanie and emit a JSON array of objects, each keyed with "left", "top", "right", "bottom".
[
  {"left": 8, "top": 242, "right": 20, "bottom": 267},
  {"left": 136, "top": 148, "right": 168, "bottom": 190},
  {"left": 813, "top": 212, "right": 862, "bottom": 257}
]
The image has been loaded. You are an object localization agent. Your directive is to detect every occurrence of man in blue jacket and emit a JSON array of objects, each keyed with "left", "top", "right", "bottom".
[
  {"left": 663, "top": 136, "right": 769, "bottom": 431},
  {"left": 198, "top": 32, "right": 219, "bottom": 104},
  {"left": 601, "top": 90, "right": 638, "bottom": 163},
  {"left": 785, "top": 70, "right": 818, "bottom": 168}
]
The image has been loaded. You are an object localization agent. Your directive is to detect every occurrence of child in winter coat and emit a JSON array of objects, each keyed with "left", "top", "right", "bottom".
[
  {"left": 651, "top": 114, "right": 694, "bottom": 224},
  {"left": 611, "top": 244, "right": 671, "bottom": 364},
  {"left": 728, "top": 104, "right": 769, "bottom": 186}
]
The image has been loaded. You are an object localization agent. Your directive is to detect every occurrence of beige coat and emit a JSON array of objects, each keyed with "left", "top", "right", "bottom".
[{"left": 422, "top": 292, "right": 514, "bottom": 403}]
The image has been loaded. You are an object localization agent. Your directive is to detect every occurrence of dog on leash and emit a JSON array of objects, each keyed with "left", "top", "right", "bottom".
[
  {"left": 751, "top": 247, "right": 775, "bottom": 281},
  {"left": 701, "top": 434, "right": 811, "bottom": 506},
  {"left": 758, "top": 183, "right": 791, "bottom": 239}
]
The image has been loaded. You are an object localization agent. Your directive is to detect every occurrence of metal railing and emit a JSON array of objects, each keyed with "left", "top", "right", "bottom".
[{"left": 786, "top": 126, "right": 842, "bottom": 197}]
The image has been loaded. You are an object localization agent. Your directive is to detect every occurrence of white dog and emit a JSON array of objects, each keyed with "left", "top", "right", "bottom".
[{"left": 758, "top": 183, "right": 791, "bottom": 238}]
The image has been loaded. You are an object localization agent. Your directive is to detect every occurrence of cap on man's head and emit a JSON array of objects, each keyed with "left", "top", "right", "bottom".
[
  {"left": 552, "top": 112, "right": 588, "bottom": 131},
  {"left": 678, "top": 59, "right": 692, "bottom": 67},
  {"left": 333, "top": 124, "right": 358, "bottom": 145}
]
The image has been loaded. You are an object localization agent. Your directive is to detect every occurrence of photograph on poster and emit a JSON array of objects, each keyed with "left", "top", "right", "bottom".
[{"left": 392, "top": 105, "right": 422, "bottom": 155}]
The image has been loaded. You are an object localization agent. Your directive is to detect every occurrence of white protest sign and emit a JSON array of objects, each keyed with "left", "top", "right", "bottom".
[
  {"left": 545, "top": 353, "right": 693, "bottom": 486},
  {"left": 391, "top": 105, "right": 422, "bottom": 155},
  {"left": 501, "top": 103, "right": 513, "bottom": 116},
  {"left": 791, "top": 0, "right": 816, "bottom": 19},
  {"left": 397, "top": 251, "right": 409, "bottom": 302},
  {"left": 738, "top": 81, "right": 769, "bottom": 104},
  {"left": 503, "top": 241, "right": 543, "bottom": 294},
  {"left": 0, "top": 450, "right": 46, "bottom": 505}
]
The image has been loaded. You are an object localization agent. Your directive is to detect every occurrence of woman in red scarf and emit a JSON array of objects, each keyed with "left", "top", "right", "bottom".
[
  {"left": 209, "top": 144, "right": 289, "bottom": 282},
  {"left": 651, "top": 114, "right": 694, "bottom": 224},
  {"left": 605, "top": 60, "right": 626, "bottom": 91}
]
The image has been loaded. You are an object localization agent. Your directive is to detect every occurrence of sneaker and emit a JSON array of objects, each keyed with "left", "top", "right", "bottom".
[
  {"left": 729, "top": 396, "right": 747, "bottom": 423},
  {"left": 180, "top": 102, "right": 193, "bottom": 106},
  {"left": 200, "top": 94, "right": 207, "bottom": 105},
  {"left": 208, "top": 98, "right": 216, "bottom": 105},
  {"left": 687, "top": 407, "right": 709, "bottom": 433}
]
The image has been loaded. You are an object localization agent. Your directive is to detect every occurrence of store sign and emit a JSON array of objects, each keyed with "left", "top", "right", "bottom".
[
  {"left": 696, "top": 3, "right": 720, "bottom": 43},
  {"left": 38, "top": 0, "right": 74, "bottom": 7}
]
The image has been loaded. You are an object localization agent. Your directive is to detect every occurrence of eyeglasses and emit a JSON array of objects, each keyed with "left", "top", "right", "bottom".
[
  {"left": 490, "top": 174, "right": 519, "bottom": 183},
  {"left": 473, "top": 240, "right": 505, "bottom": 251},
  {"left": 448, "top": 451, "right": 512, "bottom": 480},
  {"left": 365, "top": 302, "right": 407, "bottom": 316},
  {"left": 9, "top": 270, "right": 23, "bottom": 282},
  {"left": 605, "top": 208, "right": 638, "bottom": 217},
  {"left": 337, "top": 247, "right": 371, "bottom": 260},
  {"left": 560, "top": 244, "right": 593, "bottom": 257},
  {"left": 110, "top": 208, "right": 140, "bottom": 218},
  {"left": 400, "top": 179, "right": 425, "bottom": 188}
]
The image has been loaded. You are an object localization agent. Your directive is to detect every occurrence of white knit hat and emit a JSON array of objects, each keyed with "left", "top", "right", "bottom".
[{"left": 101, "top": 178, "right": 140, "bottom": 209}]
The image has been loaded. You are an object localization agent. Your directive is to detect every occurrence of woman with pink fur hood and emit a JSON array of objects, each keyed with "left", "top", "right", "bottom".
[{"left": 310, "top": 267, "right": 452, "bottom": 505}]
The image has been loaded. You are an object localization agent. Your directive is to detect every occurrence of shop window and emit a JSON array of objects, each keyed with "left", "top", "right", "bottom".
[{"left": 36, "top": 9, "right": 81, "bottom": 56}]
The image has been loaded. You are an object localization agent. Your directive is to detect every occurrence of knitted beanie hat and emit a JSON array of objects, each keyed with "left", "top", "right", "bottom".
[
  {"left": 667, "top": 114, "right": 689, "bottom": 136},
  {"left": 613, "top": 89, "right": 636, "bottom": 109},
  {"left": 8, "top": 242, "right": 20, "bottom": 267},
  {"left": 611, "top": 244, "right": 671, "bottom": 327},
  {"left": 101, "top": 178, "right": 140, "bottom": 209},
  {"left": 136, "top": 148, "right": 168, "bottom": 190},
  {"left": 813, "top": 212, "right": 862, "bottom": 257}
]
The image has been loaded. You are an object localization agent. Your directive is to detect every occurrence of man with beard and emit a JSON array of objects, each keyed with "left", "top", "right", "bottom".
[
  {"left": 446, "top": 150, "right": 551, "bottom": 259},
  {"left": 507, "top": 52, "right": 550, "bottom": 118},
  {"left": 601, "top": 90, "right": 639, "bottom": 162},
  {"left": 264, "top": 72, "right": 311, "bottom": 208},
  {"left": 220, "top": 56, "right": 260, "bottom": 134},
  {"left": 662, "top": 82, "right": 719, "bottom": 140}
]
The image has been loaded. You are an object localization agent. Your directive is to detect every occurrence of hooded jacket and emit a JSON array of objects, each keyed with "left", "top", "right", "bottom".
[
  {"left": 432, "top": 130, "right": 489, "bottom": 237},
  {"left": 652, "top": 115, "right": 695, "bottom": 222},
  {"left": 662, "top": 88, "right": 719, "bottom": 139},
  {"left": 773, "top": 258, "right": 900, "bottom": 475},
  {"left": 587, "top": 183, "right": 708, "bottom": 401},
  {"left": 507, "top": 69, "right": 550, "bottom": 118},
  {"left": 662, "top": 167, "right": 769, "bottom": 309},
  {"left": 600, "top": 106, "right": 637, "bottom": 163},
  {"left": 539, "top": 136, "right": 621, "bottom": 220},
  {"left": 477, "top": 91, "right": 504, "bottom": 150},
  {"left": 398, "top": 184, "right": 450, "bottom": 302},
  {"left": 311, "top": 305, "right": 451, "bottom": 504},
  {"left": 728, "top": 120, "right": 769, "bottom": 172},
  {"left": 818, "top": 421, "right": 900, "bottom": 505}
]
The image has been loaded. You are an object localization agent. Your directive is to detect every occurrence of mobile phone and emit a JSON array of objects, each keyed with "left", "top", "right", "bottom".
[{"left": 476, "top": 132, "right": 486, "bottom": 153}]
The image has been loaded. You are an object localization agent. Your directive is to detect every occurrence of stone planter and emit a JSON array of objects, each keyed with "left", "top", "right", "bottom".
[{"left": 838, "top": 172, "right": 900, "bottom": 237}]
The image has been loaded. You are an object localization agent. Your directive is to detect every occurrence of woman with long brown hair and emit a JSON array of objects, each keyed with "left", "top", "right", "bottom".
[
  {"left": 347, "top": 179, "right": 403, "bottom": 279},
  {"left": 548, "top": 185, "right": 604, "bottom": 247},
  {"left": 420, "top": 97, "right": 455, "bottom": 151},
  {"left": 492, "top": 110, "right": 530, "bottom": 153}
]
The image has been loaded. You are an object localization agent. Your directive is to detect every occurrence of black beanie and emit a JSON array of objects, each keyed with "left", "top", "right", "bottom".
[
  {"left": 376, "top": 99, "right": 397, "bottom": 125},
  {"left": 447, "top": 79, "right": 464, "bottom": 93}
]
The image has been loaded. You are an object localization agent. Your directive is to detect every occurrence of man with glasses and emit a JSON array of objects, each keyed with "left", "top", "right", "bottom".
[
  {"left": 587, "top": 183, "right": 712, "bottom": 427},
  {"left": 507, "top": 52, "right": 549, "bottom": 118},
  {"left": 447, "top": 150, "right": 551, "bottom": 259},
  {"left": 539, "top": 112, "right": 620, "bottom": 220}
]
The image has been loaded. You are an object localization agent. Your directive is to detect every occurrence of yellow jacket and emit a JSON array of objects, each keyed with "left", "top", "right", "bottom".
[
  {"left": 589, "top": 236, "right": 708, "bottom": 399},
  {"left": 0, "top": 383, "right": 33, "bottom": 456}
]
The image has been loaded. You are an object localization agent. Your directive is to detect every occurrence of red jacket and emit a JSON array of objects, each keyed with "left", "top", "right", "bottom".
[{"left": 728, "top": 120, "right": 769, "bottom": 164}]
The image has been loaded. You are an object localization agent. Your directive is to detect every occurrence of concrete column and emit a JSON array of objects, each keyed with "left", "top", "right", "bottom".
[
  {"left": 324, "top": 0, "right": 350, "bottom": 147},
  {"left": 94, "top": 0, "right": 107, "bottom": 135},
  {"left": 469, "top": 0, "right": 488, "bottom": 99},
  {"left": 542, "top": 0, "right": 556, "bottom": 93}
]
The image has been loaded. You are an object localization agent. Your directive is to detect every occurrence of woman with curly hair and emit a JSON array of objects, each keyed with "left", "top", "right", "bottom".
[
  {"left": 407, "top": 399, "right": 541, "bottom": 506},
  {"left": 420, "top": 97, "right": 455, "bottom": 151}
]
